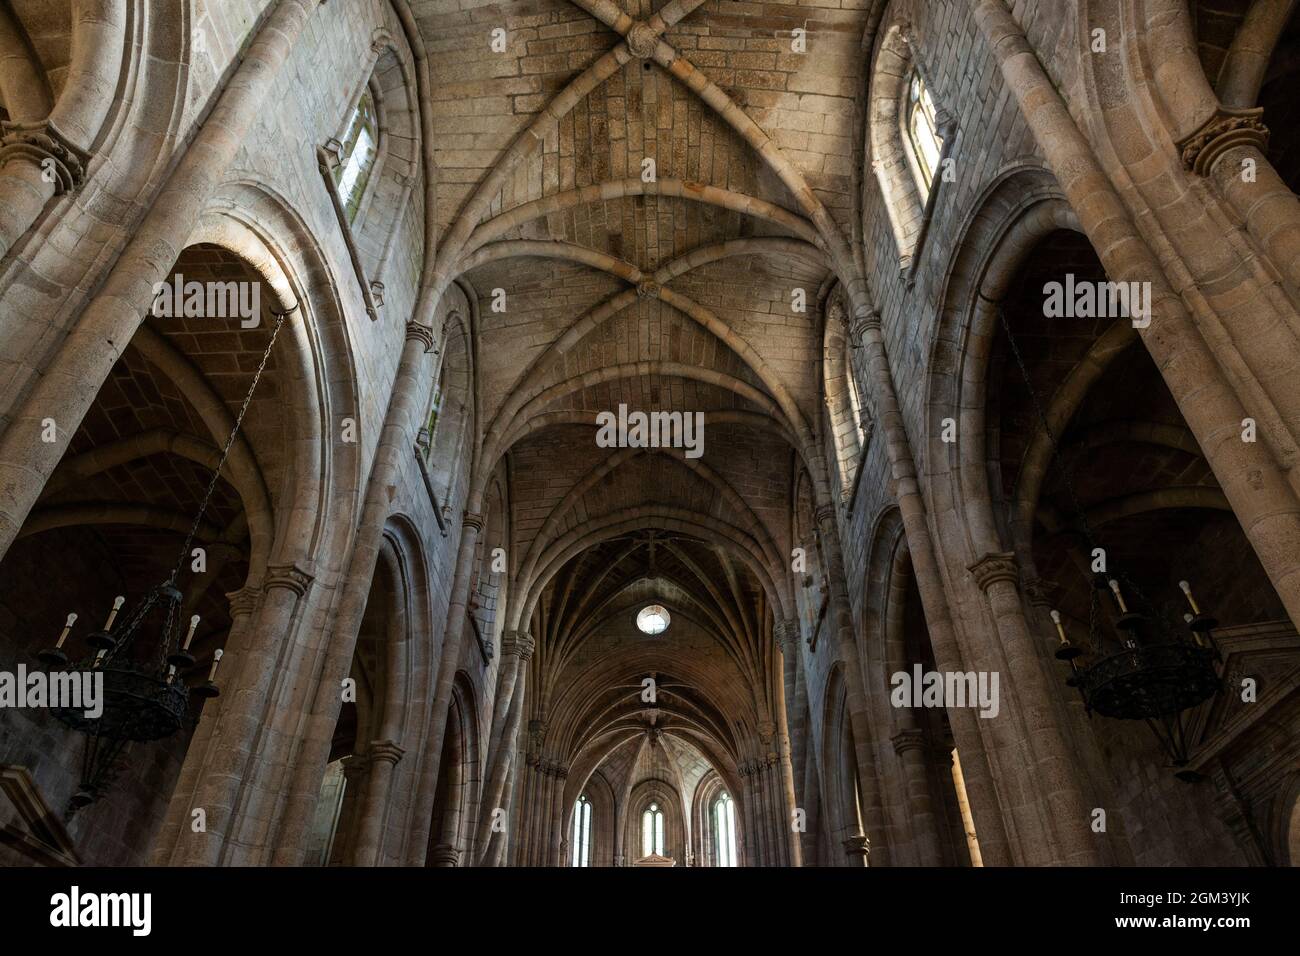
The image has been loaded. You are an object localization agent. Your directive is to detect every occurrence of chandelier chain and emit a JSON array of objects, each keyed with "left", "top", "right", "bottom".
[
  {"left": 170, "top": 304, "right": 297, "bottom": 584},
  {"left": 996, "top": 304, "right": 1098, "bottom": 550}
]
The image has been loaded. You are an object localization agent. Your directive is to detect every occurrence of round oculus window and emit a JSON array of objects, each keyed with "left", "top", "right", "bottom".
[{"left": 637, "top": 605, "right": 670, "bottom": 635}]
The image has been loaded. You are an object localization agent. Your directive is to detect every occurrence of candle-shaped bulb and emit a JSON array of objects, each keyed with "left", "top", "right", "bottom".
[
  {"left": 1107, "top": 578, "right": 1129, "bottom": 613},
  {"left": 1049, "top": 608, "right": 1069, "bottom": 645},
  {"left": 1178, "top": 579, "right": 1201, "bottom": 615},
  {"left": 1183, "top": 612, "right": 1193, "bottom": 624},
  {"left": 55, "top": 612, "right": 77, "bottom": 649},
  {"left": 207, "top": 648, "right": 224, "bottom": 682},
  {"left": 182, "top": 614, "right": 201, "bottom": 651},
  {"left": 93, "top": 648, "right": 107, "bottom": 666},
  {"left": 166, "top": 664, "right": 177, "bottom": 684},
  {"left": 103, "top": 595, "right": 125, "bottom": 631}
]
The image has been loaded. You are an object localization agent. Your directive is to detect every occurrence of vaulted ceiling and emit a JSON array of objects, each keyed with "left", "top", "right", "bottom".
[{"left": 414, "top": 0, "right": 872, "bottom": 775}]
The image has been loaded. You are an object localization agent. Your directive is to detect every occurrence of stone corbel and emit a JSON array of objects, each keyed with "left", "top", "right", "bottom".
[{"left": 320, "top": 137, "right": 344, "bottom": 171}]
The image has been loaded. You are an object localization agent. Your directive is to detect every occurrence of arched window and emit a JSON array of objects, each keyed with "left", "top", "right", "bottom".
[
  {"left": 571, "top": 795, "right": 592, "bottom": 867},
  {"left": 334, "top": 87, "right": 379, "bottom": 223},
  {"left": 903, "top": 69, "right": 944, "bottom": 195},
  {"left": 712, "top": 792, "right": 737, "bottom": 867},
  {"left": 641, "top": 802, "right": 665, "bottom": 857}
]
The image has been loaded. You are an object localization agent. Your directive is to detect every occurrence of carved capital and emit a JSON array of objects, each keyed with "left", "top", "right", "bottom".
[
  {"left": 842, "top": 834, "right": 870, "bottom": 856},
  {"left": 368, "top": 740, "right": 406, "bottom": 765},
  {"left": 967, "top": 551, "right": 1019, "bottom": 593},
  {"left": 405, "top": 321, "right": 435, "bottom": 352},
  {"left": 891, "top": 727, "right": 926, "bottom": 756},
  {"left": 263, "top": 563, "right": 314, "bottom": 597},
  {"left": 814, "top": 503, "right": 837, "bottom": 532},
  {"left": 1021, "top": 576, "right": 1058, "bottom": 609},
  {"left": 428, "top": 843, "right": 461, "bottom": 867},
  {"left": 1179, "top": 107, "right": 1269, "bottom": 176},
  {"left": 848, "top": 309, "right": 881, "bottom": 348},
  {"left": 340, "top": 753, "right": 371, "bottom": 781},
  {"left": 627, "top": 21, "right": 659, "bottom": 59},
  {"left": 225, "top": 585, "right": 263, "bottom": 620},
  {"left": 0, "top": 120, "right": 90, "bottom": 193},
  {"left": 503, "top": 629, "right": 535, "bottom": 661},
  {"left": 462, "top": 510, "right": 486, "bottom": 533},
  {"left": 369, "top": 279, "right": 385, "bottom": 308},
  {"left": 774, "top": 619, "right": 801, "bottom": 650}
]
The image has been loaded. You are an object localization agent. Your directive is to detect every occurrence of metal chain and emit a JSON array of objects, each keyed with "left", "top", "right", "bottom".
[
  {"left": 995, "top": 302, "right": 1098, "bottom": 550},
  {"left": 169, "top": 304, "right": 297, "bottom": 584},
  {"left": 997, "top": 303, "right": 1170, "bottom": 638}
]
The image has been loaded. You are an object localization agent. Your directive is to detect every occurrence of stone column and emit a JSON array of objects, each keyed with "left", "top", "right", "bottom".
[
  {"left": 0, "top": 0, "right": 320, "bottom": 559},
  {"left": 544, "top": 761, "right": 568, "bottom": 866},
  {"left": 773, "top": 620, "right": 804, "bottom": 866},
  {"left": 842, "top": 833, "right": 869, "bottom": 865},
  {"left": 403, "top": 508, "right": 486, "bottom": 862},
  {"left": 0, "top": 121, "right": 88, "bottom": 260},
  {"left": 891, "top": 727, "right": 944, "bottom": 866},
  {"left": 150, "top": 584, "right": 261, "bottom": 863},
  {"left": 428, "top": 844, "right": 461, "bottom": 867},
  {"left": 477, "top": 629, "right": 533, "bottom": 863},
  {"left": 970, "top": 0, "right": 1300, "bottom": 633},
  {"left": 350, "top": 740, "right": 405, "bottom": 866},
  {"left": 1192, "top": 110, "right": 1300, "bottom": 292},
  {"left": 331, "top": 754, "right": 371, "bottom": 866},
  {"left": 756, "top": 748, "right": 779, "bottom": 866},
  {"left": 274, "top": 319, "right": 441, "bottom": 864},
  {"left": 846, "top": 313, "right": 1013, "bottom": 867},
  {"left": 968, "top": 552, "right": 1099, "bottom": 865},
  {"left": 812, "top": 503, "right": 891, "bottom": 863},
  {"left": 739, "top": 760, "right": 760, "bottom": 866},
  {"left": 175, "top": 563, "right": 314, "bottom": 866}
]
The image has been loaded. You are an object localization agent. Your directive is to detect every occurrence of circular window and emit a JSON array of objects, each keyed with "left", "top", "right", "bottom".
[{"left": 636, "top": 604, "right": 670, "bottom": 635}]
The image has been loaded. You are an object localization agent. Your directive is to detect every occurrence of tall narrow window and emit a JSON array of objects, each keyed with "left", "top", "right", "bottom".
[
  {"left": 712, "top": 792, "right": 737, "bottom": 867},
  {"left": 845, "top": 353, "right": 866, "bottom": 447},
  {"left": 641, "top": 802, "right": 665, "bottom": 857},
  {"left": 571, "top": 795, "right": 592, "bottom": 867},
  {"left": 904, "top": 69, "right": 943, "bottom": 194},
  {"left": 422, "top": 384, "right": 443, "bottom": 464},
  {"left": 335, "top": 89, "right": 378, "bottom": 223}
]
